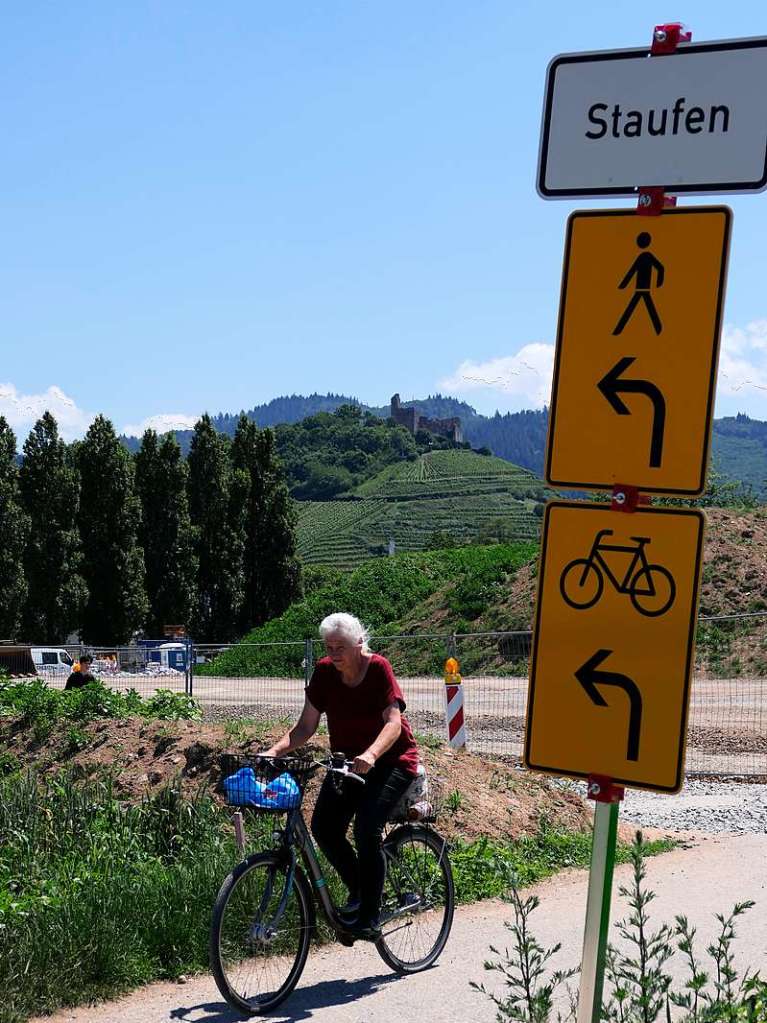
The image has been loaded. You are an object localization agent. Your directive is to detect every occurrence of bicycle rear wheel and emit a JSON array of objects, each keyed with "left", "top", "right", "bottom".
[
  {"left": 376, "top": 825, "right": 455, "bottom": 973},
  {"left": 210, "top": 852, "right": 313, "bottom": 1016}
]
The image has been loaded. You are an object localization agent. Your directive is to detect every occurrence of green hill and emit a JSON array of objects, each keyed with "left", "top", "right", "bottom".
[
  {"left": 712, "top": 415, "right": 767, "bottom": 499},
  {"left": 294, "top": 449, "right": 547, "bottom": 568},
  {"left": 197, "top": 507, "right": 767, "bottom": 680},
  {"left": 197, "top": 540, "right": 538, "bottom": 678}
]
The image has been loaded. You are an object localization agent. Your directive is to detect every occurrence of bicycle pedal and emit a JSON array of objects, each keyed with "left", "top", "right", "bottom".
[{"left": 338, "top": 932, "right": 355, "bottom": 947}]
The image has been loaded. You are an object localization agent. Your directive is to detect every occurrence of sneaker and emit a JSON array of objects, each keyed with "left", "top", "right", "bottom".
[{"left": 345, "top": 916, "right": 382, "bottom": 942}]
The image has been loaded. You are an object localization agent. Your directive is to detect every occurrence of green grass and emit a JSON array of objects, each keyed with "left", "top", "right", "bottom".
[
  {"left": 0, "top": 771, "right": 255, "bottom": 1023},
  {"left": 0, "top": 767, "right": 676, "bottom": 1023},
  {"left": 450, "top": 824, "right": 677, "bottom": 904},
  {"left": 295, "top": 449, "right": 547, "bottom": 568}
]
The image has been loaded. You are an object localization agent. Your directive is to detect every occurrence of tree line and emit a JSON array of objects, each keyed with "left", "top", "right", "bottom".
[{"left": 0, "top": 412, "right": 300, "bottom": 646}]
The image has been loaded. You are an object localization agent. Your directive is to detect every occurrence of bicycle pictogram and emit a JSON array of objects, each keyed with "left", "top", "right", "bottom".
[{"left": 559, "top": 529, "right": 676, "bottom": 617}]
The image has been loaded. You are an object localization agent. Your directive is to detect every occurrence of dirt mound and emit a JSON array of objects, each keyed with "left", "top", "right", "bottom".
[
  {"left": 697, "top": 508, "right": 767, "bottom": 617},
  {"left": 0, "top": 715, "right": 591, "bottom": 842}
]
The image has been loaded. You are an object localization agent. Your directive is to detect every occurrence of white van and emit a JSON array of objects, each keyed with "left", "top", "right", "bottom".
[{"left": 31, "top": 648, "right": 75, "bottom": 677}]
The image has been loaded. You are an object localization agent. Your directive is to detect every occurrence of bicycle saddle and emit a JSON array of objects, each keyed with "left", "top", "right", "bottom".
[{"left": 630, "top": 536, "right": 651, "bottom": 544}]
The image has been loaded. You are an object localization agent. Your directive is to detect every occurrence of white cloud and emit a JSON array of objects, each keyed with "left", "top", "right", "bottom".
[
  {"left": 438, "top": 342, "right": 555, "bottom": 411},
  {"left": 0, "top": 383, "right": 95, "bottom": 442},
  {"left": 121, "top": 413, "right": 200, "bottom": 437},
  {"left": 0, "top": 384, "right": 201, "bottom": 443},
  {"left": 439, "top": 321, "right": 767, "bottom": 418},
  {"left": 717, "top": 321, "right": 767, "bottom": 402}
]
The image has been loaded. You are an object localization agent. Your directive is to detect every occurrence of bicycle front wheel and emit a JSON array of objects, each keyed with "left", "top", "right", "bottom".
[
  {"left": 376, "top": 825, "right": 455, "bottom": 974},
  {"left": 210, "top": 852, "right": 313, "bottom": 1016},
  {"left": 560, "top": 558, "right": 603, "bottom": 610}
]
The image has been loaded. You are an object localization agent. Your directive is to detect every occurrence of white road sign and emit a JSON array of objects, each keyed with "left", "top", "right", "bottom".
[{"left": 538, "top": 36, "right": 767, "bottom": 198}]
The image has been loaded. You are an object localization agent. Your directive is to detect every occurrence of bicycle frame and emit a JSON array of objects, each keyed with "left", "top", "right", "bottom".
[
  {"left": 236, "top": 805, "right": 443, "bottom": 938},
  {"left": 259, "top": 807, "right": 341, "bottom": 930},
  {"left": 588, "top": 530, "right": 651, "bottom": 594}
]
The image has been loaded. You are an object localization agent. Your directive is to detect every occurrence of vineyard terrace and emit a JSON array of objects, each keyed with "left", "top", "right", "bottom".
[{"left": 585, "top": 97, "right": 730, "bottom": 140}]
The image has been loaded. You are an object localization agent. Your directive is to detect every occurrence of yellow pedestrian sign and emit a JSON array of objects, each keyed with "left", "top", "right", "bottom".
[
  {"left": 524, "top": 501, "right": 705, "bottom": 792},
  {"left": 545, "top": 207, "right": 731, "bottom": 496}
]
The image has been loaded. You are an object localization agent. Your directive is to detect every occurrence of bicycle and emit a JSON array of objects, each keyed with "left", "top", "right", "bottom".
[
  {"left": 559, "top": 528, "right": 676, "bottom": 617},
  {"left": 209, "top": 752, "right": 455, "bottom": 1016}
]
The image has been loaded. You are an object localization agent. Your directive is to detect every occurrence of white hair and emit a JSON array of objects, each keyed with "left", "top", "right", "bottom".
[{"left": 319, "top": 612, "right": 371, "bottom": 653}]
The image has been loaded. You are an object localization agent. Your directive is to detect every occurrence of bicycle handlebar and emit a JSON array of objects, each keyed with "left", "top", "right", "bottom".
[
  {"left": 330, "top": 761, "right": 366, "bottom": 784},
  {"left": 252, "top": 752, "right": 367, "bottom": 784}
]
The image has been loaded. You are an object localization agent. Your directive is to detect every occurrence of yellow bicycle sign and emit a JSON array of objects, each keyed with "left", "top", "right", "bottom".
[{"left": 559, "top": 529, "right": 675, "bottom": 617}]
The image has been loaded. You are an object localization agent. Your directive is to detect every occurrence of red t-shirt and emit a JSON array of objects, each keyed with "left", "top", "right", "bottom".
[{"left": 306, "top": 654, "right": 419, "bottom": 776}]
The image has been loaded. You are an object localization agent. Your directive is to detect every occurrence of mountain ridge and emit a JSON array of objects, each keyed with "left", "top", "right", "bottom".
[{"left": 119, "top": 395, "right": 767, "bottom": 498}]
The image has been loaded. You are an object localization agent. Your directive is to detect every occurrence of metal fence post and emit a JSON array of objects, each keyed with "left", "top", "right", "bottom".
[
  {"left": 187, "top": 639, "right": 194, "bottom": 698},
  {"left": 304, "top": 638, "right": 314, "bottom": 688}
]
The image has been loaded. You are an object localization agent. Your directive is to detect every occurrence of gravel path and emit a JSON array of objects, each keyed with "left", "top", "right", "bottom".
[
  {"left": 553, "top": 778, "right": 767, "bottom": 834},
  {"left": 620, "top": 779, "right": 767, "bottom": 834}
]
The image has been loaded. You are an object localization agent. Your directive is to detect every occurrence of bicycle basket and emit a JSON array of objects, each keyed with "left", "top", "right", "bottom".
[{"left": 219, "top": 753, "right": 315, "bottom": 813}]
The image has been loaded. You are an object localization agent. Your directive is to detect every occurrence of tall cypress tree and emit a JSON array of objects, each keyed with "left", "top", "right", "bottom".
[
  {"left": 187, "top": 415, "right": 245, "bottom": 641},
  {"left": 135, "top": 430, "right": 197, "bottom": 637},
  {"left": 0, "top": 418, "right": 29, "bottom": 640},
  {"left": 255, "top": 428, "right": 302, "bottom": 623},
  {"left": 76, "top": 415, "right": 148, "bottom": 644},
  {"left": 19, "top": 413, "right": 87, "bottom": 642},
  {"left": 231, "top": 415, "right": 261, "bottom": 631},
  {"left": 232, "top": 415, "right": 301, "bottom": 630}
]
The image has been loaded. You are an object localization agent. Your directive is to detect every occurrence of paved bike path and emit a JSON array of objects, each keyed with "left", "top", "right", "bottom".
[{"left": 31, "top": 834, "right": 767, "bottom": 1023}]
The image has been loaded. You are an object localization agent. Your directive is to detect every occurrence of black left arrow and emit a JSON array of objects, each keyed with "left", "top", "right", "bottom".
[
  {"left": 597, "top": 357, "right": 666, "bottom": 469},
  {"left": 575, "top": 649, "right": 642, "bottom": 762}
]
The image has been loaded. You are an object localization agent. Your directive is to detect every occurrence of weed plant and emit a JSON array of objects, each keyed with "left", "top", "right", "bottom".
[
  {"left": 0, "top": 678, "right": 201, "bottom": 739},
  {"left": 473, "top": 832, "right": 767, "bottom": 1022},
  {"left": 0, "top": 770, "right": 254, "bottom": 1023}
]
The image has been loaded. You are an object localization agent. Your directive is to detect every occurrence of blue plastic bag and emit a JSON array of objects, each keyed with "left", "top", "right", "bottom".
[{"left": 223, "top": 768, "right": 301, "bottom": 810}]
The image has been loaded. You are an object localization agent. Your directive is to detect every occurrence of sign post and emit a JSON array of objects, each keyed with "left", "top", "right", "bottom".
[
  {"left": 524, "top": 21, "right": 767, "bottom": 1023},
  {"left": 577, "top": 778, "right": 623, "bottom": 1023}
]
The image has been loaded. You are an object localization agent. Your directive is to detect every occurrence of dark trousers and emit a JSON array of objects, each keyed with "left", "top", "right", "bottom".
[{"left": 310, "top": 762, "right": 412, "bottom": 924}]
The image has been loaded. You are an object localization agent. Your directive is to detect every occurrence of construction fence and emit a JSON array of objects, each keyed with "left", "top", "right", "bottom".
[{"left": 24, "top": 611, "right": 767, "bottom": 779}]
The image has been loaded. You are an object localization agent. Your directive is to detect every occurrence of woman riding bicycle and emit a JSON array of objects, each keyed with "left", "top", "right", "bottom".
[{"left": 263, "top": 612, "right": 420, "bottom": 940}]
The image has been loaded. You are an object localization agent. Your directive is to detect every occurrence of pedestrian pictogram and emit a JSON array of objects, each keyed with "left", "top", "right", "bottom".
[
  {"left": 524, "top": 501, "right": 705, "bottom": 792},
  {"left": 560, "top": 529, "right": 675, "bottom": 617},
  {"left": 545, "top": 206, "right": 731, "bottom": 496},
  {"left": 612, "top": 232, "right": 664, "bottom": 336}
]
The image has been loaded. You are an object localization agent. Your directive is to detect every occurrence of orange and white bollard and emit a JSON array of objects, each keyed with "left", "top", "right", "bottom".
[{"left": 443, "top": 656, "right": 467, "bottom": 749}]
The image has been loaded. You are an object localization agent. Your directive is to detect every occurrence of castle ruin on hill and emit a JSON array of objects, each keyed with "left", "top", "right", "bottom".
[{"left": 389, "top": 394, "right": 463, "bottom": 443}]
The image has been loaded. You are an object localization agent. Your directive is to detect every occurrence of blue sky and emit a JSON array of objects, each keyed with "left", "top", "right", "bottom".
[{"left": 3, "top": 2, "right": 767, "bottom": 441}]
